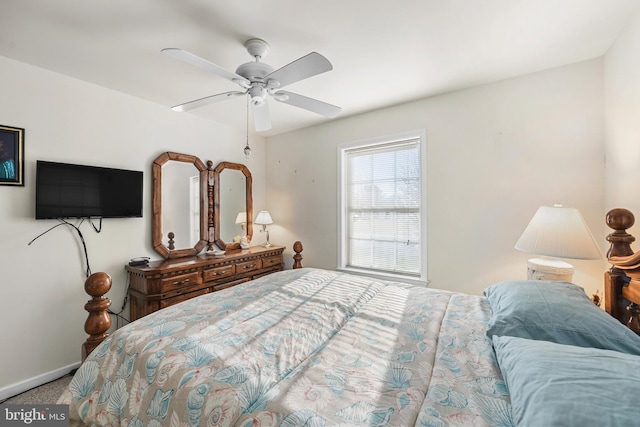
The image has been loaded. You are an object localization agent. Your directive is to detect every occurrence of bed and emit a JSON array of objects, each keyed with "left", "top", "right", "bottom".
[{"left": 59, "top": 209, "right": 640, "bottom": 426}]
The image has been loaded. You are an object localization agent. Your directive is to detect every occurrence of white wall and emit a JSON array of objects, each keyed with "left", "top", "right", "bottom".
[
  {"left": 0, "top": 56, "right": 267, "bottom": 395},
  {"left": 604, "top": 11, "right": 640, "bottom": 237},
  {"left": 267, "top": 59, "right": 606, "bottom": 297}
]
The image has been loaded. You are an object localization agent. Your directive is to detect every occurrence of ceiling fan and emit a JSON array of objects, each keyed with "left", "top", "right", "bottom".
[{"left": 162, "top": 38, "right": 342, "bottom": 131}]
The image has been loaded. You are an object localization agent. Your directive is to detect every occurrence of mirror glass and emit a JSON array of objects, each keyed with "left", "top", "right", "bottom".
[
  {"left": 152, "top": 152, "right": 207, "bottom": 259},
  {"left": 219, "top": 169, "right": 247, "bottom": 243},
  {"left": 214, "top": 162, "right": 252, "bottom": 250},
  {"left": 162, "top": 162, "right": 201, "bottom": 249}
]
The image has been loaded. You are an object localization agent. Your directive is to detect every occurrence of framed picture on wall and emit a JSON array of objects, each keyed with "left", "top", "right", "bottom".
[{"left": 0, "top": 124, "right": 25, "bottom": 186}]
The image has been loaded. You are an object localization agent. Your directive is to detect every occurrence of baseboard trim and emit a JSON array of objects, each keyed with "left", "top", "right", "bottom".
[{"left": 0, "top": 362, "right": 80, "bottom": 401}]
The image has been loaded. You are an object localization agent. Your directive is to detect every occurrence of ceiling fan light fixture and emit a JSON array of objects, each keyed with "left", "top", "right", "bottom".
[{"left": 249, "top": 85, "right": 267, "bottom": 106}]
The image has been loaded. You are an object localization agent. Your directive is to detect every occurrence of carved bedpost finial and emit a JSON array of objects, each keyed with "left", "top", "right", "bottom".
[
  {"left": 83, "top": 272, "right": 112, "bottom": 360},
  {"left": 605, "top": 208, "right": 635, "bottom": 258},
  {"left": 293, "top": 241, "right": 303, "bottom": 269}
]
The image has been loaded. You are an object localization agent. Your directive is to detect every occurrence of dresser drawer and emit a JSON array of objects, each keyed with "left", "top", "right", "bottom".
[
  {"left": 160, "top": 288, "right": 210, "bottom": 309},
  {"left": 203, "top": 264, "right": 235, "bottom": 282},
  {"left": 262, "top": 255, "right": 282, "bottom": 269},
  {"left": 212, "top": 278, "right": 250, "bottom": 292},
  {"left": 159, "top": 272, "right": 202, "bottom": 293},
  {"left": 236, "top": 259, "right": 261, "bottom": 274}
]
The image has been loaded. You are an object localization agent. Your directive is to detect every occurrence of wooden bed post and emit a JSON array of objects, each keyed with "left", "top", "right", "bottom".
[
  {"left": 604, "top": 268, "right": 630, "bottom": 324},
  {"left": 82, "top": 272, "right": 112, "bottom": 360},
  {"left": 605, "top": 208, "right": 638, "bottom": 330},
  {"left": 605, "top": 208, "right": 635, "bottom": 258},
  {"left": 293, "top": 241, "right": 303, "bottom": 269}
]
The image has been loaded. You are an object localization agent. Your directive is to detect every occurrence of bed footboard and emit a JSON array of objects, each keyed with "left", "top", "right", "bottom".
[{"left": 605, "top": 208, "right": 640, "bottom": 334}]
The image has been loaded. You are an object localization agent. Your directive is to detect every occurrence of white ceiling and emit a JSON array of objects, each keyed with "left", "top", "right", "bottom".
[{"left": 1, "top": 0, "right": 638, "bottom": 137}]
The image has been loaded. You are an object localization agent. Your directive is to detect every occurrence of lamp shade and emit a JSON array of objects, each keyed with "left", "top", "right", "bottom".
[
  {"left": 235, "top": 212, "right": 247, "bottom": 225},
  {"left": 255, "top": 210, "right": 273, "bottom": 225},
  {"left": 515, "top": 205, "right": 601, "bottom": 260}
]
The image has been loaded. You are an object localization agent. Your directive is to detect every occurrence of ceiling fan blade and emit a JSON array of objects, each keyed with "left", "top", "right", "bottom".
[
  {"left": 265, "top": 52, "right": 333, "bottom": 88},
  {"left": 162, "top": 48, "right": 250, "bottom": 87},
  {"left": 274, "top": 91, "right": 342, "bottom": 118},
  {"left": 251, "top": 102, "right": 272, "bottom": 132},
  {"left": 171, "top": 91, "right": 245, "bottom": 112}
]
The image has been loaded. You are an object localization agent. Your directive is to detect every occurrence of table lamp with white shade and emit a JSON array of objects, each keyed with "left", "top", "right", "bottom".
[
  {"left": 515, "top": 204, "right": 602, "bottom": 281},
  {"left": 255, "top": 210, "right": 273, "bottom": 248}
]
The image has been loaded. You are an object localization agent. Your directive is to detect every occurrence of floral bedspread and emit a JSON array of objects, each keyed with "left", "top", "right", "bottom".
[{"left": 59, "top": 268, "right": 512, "bottom": 426}]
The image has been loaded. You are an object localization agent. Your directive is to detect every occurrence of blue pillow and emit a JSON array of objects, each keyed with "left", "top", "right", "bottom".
[
  {"left": 493, "top": 335, "right": 640, "bottom": 427},
  {"left": 484, "top": 280, "right": 640, "bottom": 355}
]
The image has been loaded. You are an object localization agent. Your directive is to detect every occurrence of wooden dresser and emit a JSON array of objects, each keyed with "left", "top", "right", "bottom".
[{"left": 125, "top": 245, "right": 285, "bottom": 321}]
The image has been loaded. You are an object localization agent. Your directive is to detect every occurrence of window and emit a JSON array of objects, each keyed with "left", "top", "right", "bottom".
[{"left": 338, "top": 131, "right": 426, "bottom": 283}]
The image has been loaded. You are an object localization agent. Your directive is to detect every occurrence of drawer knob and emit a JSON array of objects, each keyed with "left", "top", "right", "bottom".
[
  {"left": 243, "top": 264, "right": 255, "bottom": 269},
  {"left": 173, "top": 279, "right": 189, "bottom": 286}
]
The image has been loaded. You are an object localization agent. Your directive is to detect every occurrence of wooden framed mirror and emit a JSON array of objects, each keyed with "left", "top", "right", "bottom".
[
  {"left": 152, "top": 152, "right": 208, "bottom": 259},
  {"left": 213, "top": 161, "right": 253, "bottom": 251}
]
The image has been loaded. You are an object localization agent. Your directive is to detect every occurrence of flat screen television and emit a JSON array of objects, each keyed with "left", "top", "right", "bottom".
[{"left": 35, "top": 160, "right": 143, "bottom": 219}]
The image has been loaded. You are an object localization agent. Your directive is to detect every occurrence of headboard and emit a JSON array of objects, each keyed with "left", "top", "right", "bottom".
[{"left": 604, "top": 208, "right": 640, "bottom": 334}]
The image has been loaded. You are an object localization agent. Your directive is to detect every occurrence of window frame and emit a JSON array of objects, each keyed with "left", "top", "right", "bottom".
[{"left": 337, "top": 130, "right": 428, "bottom": 286}]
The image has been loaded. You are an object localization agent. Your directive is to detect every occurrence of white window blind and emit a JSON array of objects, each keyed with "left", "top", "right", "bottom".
[{"left": 342, "top": 136, "right": 422, "bottom": 277}]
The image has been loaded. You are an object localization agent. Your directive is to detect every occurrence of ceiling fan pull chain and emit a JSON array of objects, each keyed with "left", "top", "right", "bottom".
[{"left": 244, "top": 95, "right": 251, "bottom": 159}]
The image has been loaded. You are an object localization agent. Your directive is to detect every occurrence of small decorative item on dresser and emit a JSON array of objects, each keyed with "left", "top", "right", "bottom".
[
  {"left": 0, "top": 124, "right": 24, "bottom": 186},
  {"left": 206, "top": 248, "right": 226, "bottom": 257}
]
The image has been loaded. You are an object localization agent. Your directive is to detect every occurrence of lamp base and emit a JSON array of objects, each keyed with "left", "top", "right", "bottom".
[
  {"left": 263, "top": 229, "right": 272, "bottom": 248},
  {"left": 527, "top": 258, "right": 574, "bottom": 282}
]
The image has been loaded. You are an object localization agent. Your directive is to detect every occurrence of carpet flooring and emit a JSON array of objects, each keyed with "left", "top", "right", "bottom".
[{"left": 1, "top": 375, "right": 72, "bottom": 404}]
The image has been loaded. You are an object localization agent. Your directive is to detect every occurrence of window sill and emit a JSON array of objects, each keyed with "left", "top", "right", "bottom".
[{"left": 336, "top": 267, "right": 429, "bottom": 287}]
